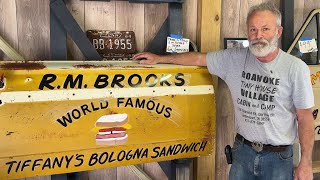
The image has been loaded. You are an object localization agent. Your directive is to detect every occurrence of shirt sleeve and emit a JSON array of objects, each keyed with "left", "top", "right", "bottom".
[
  {"left": 291, "top": 60, "right": 314, "bottom": 109},
  {"left": 206, "top": 48, "right": 240, "bottom": 81}
]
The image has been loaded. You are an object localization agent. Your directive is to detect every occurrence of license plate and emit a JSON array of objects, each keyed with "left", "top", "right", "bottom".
[{"left": 86, "top": 30, "right": 136, "bottom": 60}]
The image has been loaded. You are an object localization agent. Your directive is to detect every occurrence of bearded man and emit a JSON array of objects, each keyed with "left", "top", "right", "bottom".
[{"left": 133, "top": 2, "right": 314, "bottom": 180}]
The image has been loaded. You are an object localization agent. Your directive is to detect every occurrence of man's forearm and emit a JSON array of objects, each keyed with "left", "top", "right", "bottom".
[
  {"left": 298, "top": 112, "right": 314, "bottom": 164},
  {"left": 158, "top": 52, "right": 207, "bottom": 66}
]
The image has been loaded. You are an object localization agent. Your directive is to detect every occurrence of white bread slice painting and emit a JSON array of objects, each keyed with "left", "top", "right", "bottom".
[{"left": 95, "top": 114, "right": 129, "bottom": 146}]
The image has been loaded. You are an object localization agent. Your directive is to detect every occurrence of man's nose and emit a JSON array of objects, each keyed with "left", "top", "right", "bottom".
[{"left": 256, "top": 30, "right": 263, "bottom": 39}]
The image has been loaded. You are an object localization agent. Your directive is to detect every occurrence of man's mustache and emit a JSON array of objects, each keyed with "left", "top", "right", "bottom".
[{"left": 250, "top": 39, "right": 268, "bottom": 46}]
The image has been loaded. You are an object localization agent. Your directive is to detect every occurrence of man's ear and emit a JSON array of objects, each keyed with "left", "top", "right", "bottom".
[{"left": 277, "top": 26, "right": 283, "bottom": 38}]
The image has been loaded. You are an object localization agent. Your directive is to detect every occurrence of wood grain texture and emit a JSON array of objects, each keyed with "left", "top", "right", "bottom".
[
  {"left": 303, "top": 0, "right": 320, "bottom": 20},
  {"left": 66, "top": 0, "right": 85, "bottom": 60},
  {"left": 183, "top": 0, "right": 197, "bottom": 43},
  {"left": 85, "top": 1, "right": 116, "bottom": 30},
  {"left": 84, "top": 1, "right": 116, "bottom": 62},
  {"left": 116, "top": 1, "right": 144, "bottom": 53},
  {"left": 215, "top": 80, "right": 234, "bottom": 180},
  {"left": 176, "top": 165, "right": 191, "bottom": 180},
  {"left": 293, "top": 0, "right": 305, "bottom": 36},
  {"left": 196, "top": 0, "right": 220, "bottom": 179},
  {"left": 144, "top": 3, "right": 168, "bottom": 52},
  {"left": 0, "top": 35, "right": 24, "bottom": 60},
  {"left": 143, "top": 162, "right": 168, "bottom": 180},
  {"left": 221, "top": 0, "right": 240, "bottom": 41},
  {"left": 0, "top": 0, "right": 18, "bottom": 60},
  {"left": 197, "top": 0, "right": 221, "bottom": 52},
  {"left": 313, "top": 159, "right": 320, "bottom": 173},
  {"left": 127, "top": 165, "right": 152, "bottom": 180},
  {"left": 117, "top": 166, "right": 140, "bottom": 180},
  {"left": 16, "top": 0, "right": 50, "bottom": 60},
  {"left": 86, "top": 168, "right": 117, "bottom": 180},
  {"left": 238, "top": 0, "right": 264, "bottom": 37}
]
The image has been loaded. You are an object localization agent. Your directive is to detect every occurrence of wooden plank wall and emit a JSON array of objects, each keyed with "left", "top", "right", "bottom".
[
  {"left": 0, "top": 0, "right": 197, "bottom": 61},
  {"left": 218, "top": 1, "right": 320, "bottom": 180},
  {"left": 0, "top": 0, "right": 18, "bottom": 60},
  {"left": 196, "top": 0, "right": 221, "bottom": 179},
  {"left": 1, "top": 0, "right": 320, "bottom": 179}
]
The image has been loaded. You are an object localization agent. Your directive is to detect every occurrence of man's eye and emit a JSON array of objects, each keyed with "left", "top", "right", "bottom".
[
  {"left": 263, "top": 28, "right": 270, "bottom": 31},
  {"left": 250, "top": 29, "right": 256, "bottom": 32}
]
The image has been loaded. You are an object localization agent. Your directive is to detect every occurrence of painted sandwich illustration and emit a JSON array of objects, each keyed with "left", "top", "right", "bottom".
[{"left": 95, "top": 113, "right": 129, "bottom": 145}]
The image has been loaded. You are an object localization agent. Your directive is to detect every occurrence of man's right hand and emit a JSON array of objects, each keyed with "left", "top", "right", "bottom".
[{"left": 133, "top": 52, "right": 161, "bottom": 65}]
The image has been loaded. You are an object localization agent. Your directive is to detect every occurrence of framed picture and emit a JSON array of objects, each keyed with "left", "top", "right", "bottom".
[{"left": 224, "top": 38, "right": 249, "bottom": 49}]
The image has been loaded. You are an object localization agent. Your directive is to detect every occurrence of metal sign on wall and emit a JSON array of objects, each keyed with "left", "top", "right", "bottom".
[
  {"left": 0, "top": 61, "right": 215, "bottom": 179},
  {"left": 86, "top": 30, "right": 137, "bottom": 60}
]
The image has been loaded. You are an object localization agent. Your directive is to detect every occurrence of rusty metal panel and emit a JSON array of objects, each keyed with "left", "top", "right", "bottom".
[{"left": 0, "top": 61, "right": 215, "bottom": 179}]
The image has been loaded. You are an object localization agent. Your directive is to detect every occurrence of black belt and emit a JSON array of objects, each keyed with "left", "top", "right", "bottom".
[{"left": 236, "top": 134, "right": 289, "bottom": 152}]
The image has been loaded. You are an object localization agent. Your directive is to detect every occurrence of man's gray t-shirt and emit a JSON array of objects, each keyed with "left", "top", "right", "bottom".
[{"left": 206, "top": 48, "right": 314, "bottom": 145}]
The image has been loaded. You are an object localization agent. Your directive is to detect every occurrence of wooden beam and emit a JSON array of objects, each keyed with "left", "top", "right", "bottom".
[
  {"left": 197, "top": 0, "right": 221, "bottom": 52},
  {"left": 50, "top": 0, "right": 102, "bottom": 60},
  {"left": 313, "top": 160, "right": 320, "bottom": 173},
  {"left": 0, "top": 0, "right": 19, "bottom": 60},
  {"left": 50, "top": 1, "right": 67, "bottom": 60},
  {"left": 0, "top": 35, "right": 24, "bottom": 60},
  {"left": 195, "top": 0, "right": 221, "bottom": 179},
  {"left": 127, "top": 165, "right": 152, "bottom": 180}
]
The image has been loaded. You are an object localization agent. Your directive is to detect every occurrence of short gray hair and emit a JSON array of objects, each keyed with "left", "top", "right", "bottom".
[{"left": 246, "top": 2, "right": 282, "bottom": 26}]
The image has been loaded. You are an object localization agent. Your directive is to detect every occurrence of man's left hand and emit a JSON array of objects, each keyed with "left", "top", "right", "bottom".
[{"left": 294, "top": 162, "right": 313, "bottom": 180}]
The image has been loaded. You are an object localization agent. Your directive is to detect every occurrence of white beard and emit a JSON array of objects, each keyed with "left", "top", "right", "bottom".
[{"left": 249, "top": 35, "right": 278, "bottom": 57}]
